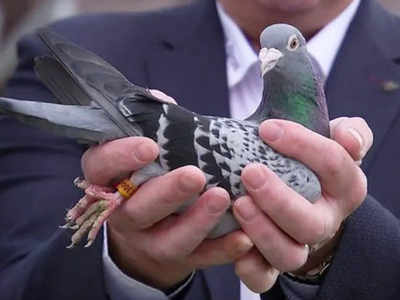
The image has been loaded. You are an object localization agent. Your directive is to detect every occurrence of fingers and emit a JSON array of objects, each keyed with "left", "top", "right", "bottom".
[
  {"left": 259, "top": 120, "right": 366, "bottom": 205},
  {"left": 107, "top": 171, "right": 250, "bottom": 289},
  {"left": 235, "top": 248, "right": 280, "bottom": 293},
  {"left": 82, "top": 137, "right": 159, "bottom": 185},
  {"left": 236, "top": 119, "right": 369, "bottom": 274},
  {"left": 112, "top": 165, "right": 206, "bottom": 231},
  {"left": 148, "top": 187, "right": 231, "bottom": 257},
  {"left": 239, "top": 164, "right": 340, "bottom": 245},
  {"left": 234, "top": 194, "right": 309, "bottom": 271},
  {"left": 190, "top": 231, "right": 253, "bottom": 267},
  {"left": 330, "top": 117, "right": 373, "bottom": 164}
]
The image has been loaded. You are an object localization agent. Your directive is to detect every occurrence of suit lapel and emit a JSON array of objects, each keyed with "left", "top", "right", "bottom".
[
  {"left": 145, "top": 0, "right": 230, "bottom": 117},
  {"left": 325, "top": 0, "right": 400, "bottom": 173}
]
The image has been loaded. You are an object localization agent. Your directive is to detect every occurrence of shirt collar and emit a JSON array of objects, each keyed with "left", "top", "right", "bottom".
[
  {"left": 216, "top": 2, "right": 259, "bottom": 88},
  {"left": 217, "top": 0, "right": 361, "bottom": 85}
]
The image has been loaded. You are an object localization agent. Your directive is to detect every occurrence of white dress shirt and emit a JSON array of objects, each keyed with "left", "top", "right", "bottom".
[{"left": 102, "top": 0, "right": 361, "bottom": 299}]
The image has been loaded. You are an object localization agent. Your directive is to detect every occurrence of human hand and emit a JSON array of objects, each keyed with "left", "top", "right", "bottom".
[
  {"left": 232, "top": 117, "right": 372, "bottom": 292},
  {"left": 81, "top": 136, "right": 253, "bottom": 290}
]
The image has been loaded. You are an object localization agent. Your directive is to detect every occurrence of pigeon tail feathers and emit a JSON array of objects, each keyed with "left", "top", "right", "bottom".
[{"left": 0, "top": 97, "right": 126, "bottom": 144}]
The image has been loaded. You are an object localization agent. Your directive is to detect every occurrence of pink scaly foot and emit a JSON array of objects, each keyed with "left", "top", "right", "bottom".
[
  {"left": 63, "top": 177, "right": 134, "bottom": 248},
  {"left": 63, "top": 164, "right": 162, "bottom": 248}
]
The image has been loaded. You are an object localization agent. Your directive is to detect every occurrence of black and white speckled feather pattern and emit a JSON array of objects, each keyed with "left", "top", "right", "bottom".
[
  {"left": 0, "top": 26, "right": 329, "bottom": 238},
  {"left": 119, "top": 97, "right": 321, "bottom": 203}
]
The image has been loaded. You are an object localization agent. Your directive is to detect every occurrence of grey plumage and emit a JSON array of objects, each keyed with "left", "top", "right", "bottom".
[
  {"left": 0, "top": 24, "right": 329, "bottom": 242},
  {"left": 0, "top": 97, "right": 125, "bottom": 144}
]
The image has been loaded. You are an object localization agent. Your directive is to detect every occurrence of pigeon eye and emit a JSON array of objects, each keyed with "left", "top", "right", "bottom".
[{"left": 287, "top": 35, "right": 300, "bottom": 51}]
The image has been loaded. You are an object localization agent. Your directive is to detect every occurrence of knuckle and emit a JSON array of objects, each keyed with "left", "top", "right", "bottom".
[
  {"left": 297, "top": 211, "right": 338, "bottom": 245},
  {"left": 322, "top": 210, "right": 342, "bottom": 239},
  {"left": 152, "top": 243, "right": 175, "bottom": 262},
  {"left": 312, "top": 213, "right": 332, "bottom": 242},
  {"left": 322, "top": 142, "right": 347, "bottom": 178}
]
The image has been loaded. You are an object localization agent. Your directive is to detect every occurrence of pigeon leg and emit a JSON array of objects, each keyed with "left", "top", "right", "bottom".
[
  {"left": 64, "top": 163, "right": 165, "bottom": 248},
  {"left": 64, "top": 178, "right": 136, "bottom": 248},
  {"left": 62, "top": 177, "right": 114, "bottom": 227}
]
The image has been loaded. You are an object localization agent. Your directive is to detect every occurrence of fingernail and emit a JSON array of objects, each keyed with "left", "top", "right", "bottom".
[
  {"left": 179, "top": 172, "right": 200, "bottom": 193},
  {"left": 150, "top": 89, "right": 177, "bottom": 104},
  {"left": 135, "top": 142, "right": 156, "bottom": 162},
  {"left": 348, "top": 128, "right": 365, "bottom": 156},
  {"left": 243, "top": 164, "right": 267, "bottom": 190},
  {"left": 260, "top": 121, "right": 284, "bottom": 142},
  {"left": 207, "top": 192, "right": 230, "bottom": 213},
  {"left": 234, "top": 197, "right": 258, "bottom": 221},
  {"left": 233, "top": 235, "right": 254, "bottom": 254}
]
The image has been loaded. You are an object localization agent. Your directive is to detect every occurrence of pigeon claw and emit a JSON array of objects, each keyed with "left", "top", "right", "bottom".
[{"left": 63, "top": 179, "right": 125, "bottom": 248}]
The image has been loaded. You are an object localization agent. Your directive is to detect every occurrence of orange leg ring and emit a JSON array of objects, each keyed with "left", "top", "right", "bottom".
[{"left": 114, "top": 179, "right": 138, "bottom": 199}]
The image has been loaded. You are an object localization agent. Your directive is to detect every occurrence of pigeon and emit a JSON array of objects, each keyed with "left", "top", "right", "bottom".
[{"left": 0, "top": 24, "right": 330, "bottom": 247}]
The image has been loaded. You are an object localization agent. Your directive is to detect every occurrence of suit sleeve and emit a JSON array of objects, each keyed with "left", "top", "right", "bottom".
[{"left": 316, "top": 194, "right": 400, "bottom": 299}]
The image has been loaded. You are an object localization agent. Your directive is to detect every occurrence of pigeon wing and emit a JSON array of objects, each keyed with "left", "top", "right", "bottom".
[
  {"left": 34, "top": 56, "right": 93, "bottom": 106},
  {"left": 37, "top": 29, "right": 166, "bottom": 137}
]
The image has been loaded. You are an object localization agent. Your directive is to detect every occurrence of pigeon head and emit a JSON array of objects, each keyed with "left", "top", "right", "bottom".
[
  {"left": 249, "top": 23, "right": 330, "bottom": 138},
  {"left": 259, "top": 24, "right": 307, "bottom": 76}
]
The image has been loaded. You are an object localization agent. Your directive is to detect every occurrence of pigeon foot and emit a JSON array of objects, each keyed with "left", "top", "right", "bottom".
[{"left": 63, "top": 177, "right": 127, "bottom": 248}]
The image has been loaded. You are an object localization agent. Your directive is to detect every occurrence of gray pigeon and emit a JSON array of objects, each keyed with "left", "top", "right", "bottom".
[{"left": 0, "top": 24, "right": 330, "bottom": 247}]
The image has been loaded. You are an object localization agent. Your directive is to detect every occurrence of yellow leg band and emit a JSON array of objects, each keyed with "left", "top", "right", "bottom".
[{"left": 115, "top": 179, "right": 138, "bottom": 199}]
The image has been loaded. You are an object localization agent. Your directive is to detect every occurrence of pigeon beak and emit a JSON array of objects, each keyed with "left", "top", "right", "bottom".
[{"left": 259, "top": 48, "right": 283, "bottom": 76}]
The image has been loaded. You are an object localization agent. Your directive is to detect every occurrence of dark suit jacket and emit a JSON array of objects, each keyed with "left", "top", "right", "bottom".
[{"left": 1, "top": 0, "right": 400, "bottom": 299}]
